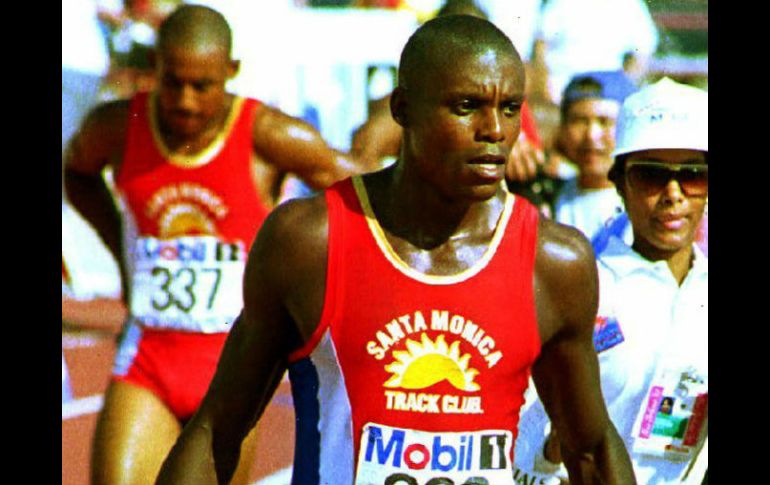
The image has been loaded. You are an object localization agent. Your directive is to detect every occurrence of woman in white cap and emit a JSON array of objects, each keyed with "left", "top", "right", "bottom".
[{"left": 512, "top": 78, "right": 708, "bottom": 485}]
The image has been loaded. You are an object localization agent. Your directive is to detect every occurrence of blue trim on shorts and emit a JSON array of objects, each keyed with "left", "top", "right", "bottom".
[
  {"left": 112, "top": 317, "right": 143, "bottom": 376},
  {"left": 288, "top": 358, "right": 321, "bottom": 485}
]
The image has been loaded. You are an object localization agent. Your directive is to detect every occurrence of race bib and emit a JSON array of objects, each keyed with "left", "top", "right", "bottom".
[
  {"left": 129, "top": 236, "right": 245, "bottom": 332},
  {"left": 630, "top": 367, "right": 708, "bottom": 461},
  {"left": 356, "top": 423, "right": 515, "bottom": 485}
]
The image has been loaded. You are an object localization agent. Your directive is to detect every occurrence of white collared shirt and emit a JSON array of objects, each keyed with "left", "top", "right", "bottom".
[{"left": 513, "top": 236, "right": 708, "bottom": 485}]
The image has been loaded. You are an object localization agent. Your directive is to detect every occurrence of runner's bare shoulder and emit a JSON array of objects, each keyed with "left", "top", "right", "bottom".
[
  {"left": 534, "top": 218, "right": 599, "bottom": 342},
  {"left": 67, "top": 99, "right": 132, "bottom": 174},
  {"left": 244, "top": 193, "right": 330, "bottom": 340}
]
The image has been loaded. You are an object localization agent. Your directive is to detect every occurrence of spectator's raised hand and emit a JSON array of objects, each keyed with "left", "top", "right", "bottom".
[{"left": 506, "top": 132, "right": 545, "bottom": 183}]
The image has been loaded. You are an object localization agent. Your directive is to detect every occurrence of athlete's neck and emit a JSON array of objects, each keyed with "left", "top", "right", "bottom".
[
  {"left": 156, "top": 94, "right": 234, "bottom": 155},
  {"left": 365, "top": 162, "right": 506, "bottom": 251}
]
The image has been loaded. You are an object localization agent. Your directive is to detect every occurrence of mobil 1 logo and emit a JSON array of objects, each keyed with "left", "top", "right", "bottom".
[{"left": 356, "top": 423, "right": 515, "bottom": 485}]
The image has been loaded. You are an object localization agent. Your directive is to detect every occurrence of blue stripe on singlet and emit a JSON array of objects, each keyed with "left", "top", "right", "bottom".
[{"left": 288, "top": 358, "right": 321, "bottom": 485}]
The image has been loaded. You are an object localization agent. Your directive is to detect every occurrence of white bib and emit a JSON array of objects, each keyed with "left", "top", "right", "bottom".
[
  {"left": 129, "top": 236, "right": 245, "bottom": 332},
  {"left": 356, "top": 423, "right": 515, "bottom": 485}
]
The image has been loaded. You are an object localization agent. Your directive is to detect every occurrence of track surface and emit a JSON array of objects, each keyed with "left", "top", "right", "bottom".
[{"left": 62, "top": 329, "right": 296, "bottom": 485}]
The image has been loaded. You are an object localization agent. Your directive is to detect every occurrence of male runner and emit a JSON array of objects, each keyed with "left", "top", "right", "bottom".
[
  {"left": 63, "top": 5, "right": 374, "bottom": 484},
  {"left": 157, "top": 15, "right": 635, "bottom": 485},
  {"left": 350, "top": 0, "right": 545, "bottom": 187}
]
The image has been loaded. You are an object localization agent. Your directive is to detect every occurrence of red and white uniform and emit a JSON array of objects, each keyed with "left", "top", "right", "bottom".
[
  {"left": 111, "top": 92, "right": 268, "bottom": 419},
  {"left": 286, "top": 177, "right": 542, "bottom": 484}
]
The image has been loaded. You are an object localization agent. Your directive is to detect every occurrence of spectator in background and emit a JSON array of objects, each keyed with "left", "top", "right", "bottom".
[
  {"left": 533, "top": 0, "right": 658, "bottom": 104},
  {"left": 551, "top": 70, "right": 638, "bottom": 239},
  {"left": 514, "top": 77, "right": 708, "bottom": 485},
  {"left": 63, "top": 5, "right": 377, "bottom": 484}
]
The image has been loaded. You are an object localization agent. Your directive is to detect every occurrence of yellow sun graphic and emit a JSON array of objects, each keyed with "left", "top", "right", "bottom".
[
  {"left": 158, "top": 203, "right": 217, "bottom": 238},
  {"left": 384, "top": 333, "right": 480, "bottom": 391}
]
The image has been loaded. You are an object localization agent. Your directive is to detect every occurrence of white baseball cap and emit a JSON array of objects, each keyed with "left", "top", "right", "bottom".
[{"left": 612, "top": 77, "right": 708, "bottom": 158}]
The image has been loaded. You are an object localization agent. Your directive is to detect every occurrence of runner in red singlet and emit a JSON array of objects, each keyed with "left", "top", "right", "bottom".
[
  {"left": 63, "top": 5, "right": 376, "bottom": 485},
  {"left": 157, "top": 15, "right": 636, "bottom": 485}
]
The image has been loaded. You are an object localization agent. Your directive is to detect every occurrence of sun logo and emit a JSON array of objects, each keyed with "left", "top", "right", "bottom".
[
  {"left": 158, "top": 203, "right": 217, "bottom": 238},
  {"left": 384, "top": 333, "right": 480, "bottom": 391}
]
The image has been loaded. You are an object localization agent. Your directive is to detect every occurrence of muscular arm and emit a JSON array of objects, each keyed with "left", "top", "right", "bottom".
[
  {"left": 252, "top": 104, "right": 378, "bottom": 191},
  {"left": 532, "top": 218, "right": 635, "bottom": 484},
  {"left": 63, "top": 101, "right": 130, "bottom": 300},
  {"left": 156, "top": 195, "right": 330, "bottom": 485}
]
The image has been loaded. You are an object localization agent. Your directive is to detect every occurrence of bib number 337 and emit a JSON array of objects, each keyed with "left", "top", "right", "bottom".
[
  {"left": 130, "top": 236, "right": 245, "bottom": 332},
  {"left": 149, "top": 266, "right": 222, "bottom": 313}
]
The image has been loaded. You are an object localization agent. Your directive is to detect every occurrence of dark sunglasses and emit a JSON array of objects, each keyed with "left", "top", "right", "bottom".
[{"left": 625, "top": 160, "right": 708, "bottom": 197}]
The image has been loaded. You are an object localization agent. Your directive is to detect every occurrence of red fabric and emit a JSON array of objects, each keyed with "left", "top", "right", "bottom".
[
  {"left": 520, "top": 100, "right": 542, "bottom": 148},
  {"left": 116, "top": 92, "right": 269, "bottom": 247},
  {"left": 315, "top": 177, "right": 542, "bottom": 461},
  {"left": 113, "top": 92, "right": 270, "bottom": 418},
  {"left": 114, "top": 329, "right": 228, "bottom": 421}
]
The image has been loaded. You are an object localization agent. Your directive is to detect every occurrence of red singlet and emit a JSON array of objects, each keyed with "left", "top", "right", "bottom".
[
  {"left": 286, "top": 176, "right": 542, "bottom": 484},
  {"left": 111, "top": 92, "right": 269, "bottom": 420}
]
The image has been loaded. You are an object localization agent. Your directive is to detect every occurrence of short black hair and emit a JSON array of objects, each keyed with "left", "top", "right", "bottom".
[
  {"left": 559, "top": 77, "right": 604, "bottom": 119},
  {"left": 559, "top": 71, "right": 637, "bottom": 121},
  {"left": 398, "top": 14, "right": 520, "bottom": 92},
  {"left": 157, "top": 5, "right": 232, "bottom": 57},
  {"left": 608, "top": 153, "right": 630, "bottom": 188},
  {"left": 435, "top": 0, "right": 489, "bottom": 19}
]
